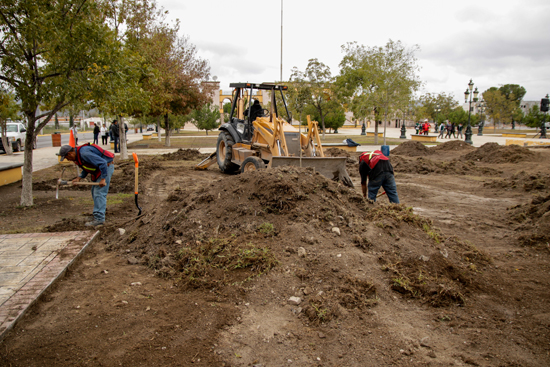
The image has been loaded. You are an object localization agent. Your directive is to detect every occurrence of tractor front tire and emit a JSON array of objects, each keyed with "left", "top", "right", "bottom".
[
  {"left": 240, "top": 156, "right": 266, "bottom": 173},
  {"left": 216, "top": 131, "right": 239, "bottom": 174}
]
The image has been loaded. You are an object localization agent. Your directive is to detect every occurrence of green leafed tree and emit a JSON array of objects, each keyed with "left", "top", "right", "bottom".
[
  {"left": 191, "top": 103, "right": 221, "bottom": 135},
  {"left": 289, "top": 59, "right": 334, "bottom": 137},
  {"left": 483, "top": 88, "right": 516, "bottom": 130},
  {"left": 337, "top": 39, "right": 422, "bottom": 144},
  {"left": 523, "top": 105, "right": 545, "bottom": 128},
  {"left": 0, "top": 0, "right": 121, "bottom": 206},
  {"left": 417, "top": 93, "right": 458, "bottom": 123}
]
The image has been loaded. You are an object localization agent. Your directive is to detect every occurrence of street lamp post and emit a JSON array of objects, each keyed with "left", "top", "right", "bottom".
[
  {"left": 540, "top": 94, "right": 548, "bottom": 139},
  {"left": 400, "top": 108, "right": 408, "bottom": 139},
  {"left": 477, "top": 100, "right": 486, "bottom": 136},
  {"left": 464, "top": 79, "right": 479, "bottom": 145}
]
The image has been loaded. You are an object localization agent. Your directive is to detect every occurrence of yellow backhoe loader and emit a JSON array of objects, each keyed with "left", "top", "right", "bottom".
[{"left": 196, "top": 82, "right": 353, "bottom": 187}]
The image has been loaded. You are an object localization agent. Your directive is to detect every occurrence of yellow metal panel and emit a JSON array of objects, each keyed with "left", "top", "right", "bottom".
[{"left": 0, "top": 167, "right": 22, "bottom": 186}]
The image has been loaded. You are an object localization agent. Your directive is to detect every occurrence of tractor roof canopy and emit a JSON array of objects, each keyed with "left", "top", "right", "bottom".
[{"left": 229, "top": 83, "right": 288, "bottom": 91}]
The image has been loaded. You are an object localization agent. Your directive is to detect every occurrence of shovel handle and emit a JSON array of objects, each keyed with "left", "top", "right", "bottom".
[{"left": 132, "top": 153, "right": 139, "bottom": 194}]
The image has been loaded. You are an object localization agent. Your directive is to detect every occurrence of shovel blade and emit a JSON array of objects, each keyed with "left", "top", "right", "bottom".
[{"left": 271, "top": 156, "right": 354, "bottom": 188}]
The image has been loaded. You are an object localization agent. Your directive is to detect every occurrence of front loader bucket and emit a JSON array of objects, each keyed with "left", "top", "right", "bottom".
[{"left": 271, "top": 157, "right": 354, "bottom": 188}]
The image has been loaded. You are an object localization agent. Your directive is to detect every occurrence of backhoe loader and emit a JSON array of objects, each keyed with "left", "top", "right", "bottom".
[{"left": 196, "top": 82, "right": 353, "bottom": 187}]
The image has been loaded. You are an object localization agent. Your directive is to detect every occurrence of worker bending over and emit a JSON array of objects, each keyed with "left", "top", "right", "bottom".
[
  {"left": 359, "top": 150, "right": 400, "bottom": 203},
  {"left": 58, "top": 144, "right": 115, "bottom": 226}
]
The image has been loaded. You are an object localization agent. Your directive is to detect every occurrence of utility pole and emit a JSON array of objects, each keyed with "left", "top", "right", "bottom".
[{"left": 280, "top": 0, "right": 283, "bottom": 82}]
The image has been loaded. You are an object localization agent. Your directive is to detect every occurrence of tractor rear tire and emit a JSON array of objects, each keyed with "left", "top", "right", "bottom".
[
  {"left": 216, "top": 131, "right": 239, "bottom": 174},
  {"left": 240, "top": 156, "right": 266, "bottom": 173}
]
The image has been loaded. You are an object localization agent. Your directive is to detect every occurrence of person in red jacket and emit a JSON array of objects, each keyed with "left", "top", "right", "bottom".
[
  {"left": 422, "top": 119, "right": 430, "bottom": 135},
  {"left": 359, "top": 150, "right": 400, "bottom": 203}
]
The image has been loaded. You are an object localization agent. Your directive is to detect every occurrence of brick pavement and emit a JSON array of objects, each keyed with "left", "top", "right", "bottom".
[{"left": 0, "top": 231, "right": 99, "bottom": 342}]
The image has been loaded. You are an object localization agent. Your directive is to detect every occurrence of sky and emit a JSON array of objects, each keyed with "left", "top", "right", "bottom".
[{"left": 157, "top": 0, "right": 550, "bottom": 102}]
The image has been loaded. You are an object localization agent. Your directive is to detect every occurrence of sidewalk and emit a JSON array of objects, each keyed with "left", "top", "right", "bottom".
[{"left": 0, "top": 231, "right": 99, "bottom": 342}]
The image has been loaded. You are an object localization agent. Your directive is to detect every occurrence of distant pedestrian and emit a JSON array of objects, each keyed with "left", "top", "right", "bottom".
[
  {"left": 422, "top": 119, "right": 430, "bottom": 135},
  {"left": 101, "top": 124, "right": 108, "bottom": 145},
  {"left": 451, "top": 123, "right": 457, "bottom": 138},
  {"left": 93, "top": 123, "right": 100, "bottom": 144},
  {"left": 438, "top": 123, "right": 445, "bottom": 138},
  {"left": 110, "top": 120, "right": 120, "bottom": 153},
  {"left": 415, "top": 122, "right": 420, "bottom": 135},
  {"left": 457, "top": 123, "right": 464, "bottom": 139},
  {"left": 444, "top": 121, "right": 450, "bottom": 138}
]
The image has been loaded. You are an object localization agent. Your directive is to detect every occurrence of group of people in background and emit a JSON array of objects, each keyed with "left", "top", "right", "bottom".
[
  {"left": 436, "top": 120, "right": 464, "bottom": 139},
  {"left": 414, "top": 120, "right": 465, "bottom": 139},
  {"left": 91, "top": 120, "right": 126, "bottom": 153}
]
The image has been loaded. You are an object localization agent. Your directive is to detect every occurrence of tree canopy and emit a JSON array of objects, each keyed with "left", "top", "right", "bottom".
[{"left": 337, "top": 39, "right": 422, "bottom": 144}]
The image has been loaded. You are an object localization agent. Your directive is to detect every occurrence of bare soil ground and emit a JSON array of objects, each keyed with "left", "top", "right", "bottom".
[{"left": 1, "top": 144, "right": 550, "bottom": 367}]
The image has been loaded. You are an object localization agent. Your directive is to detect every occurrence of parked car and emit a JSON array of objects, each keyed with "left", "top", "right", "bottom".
[{"left": 0, "top": 122, "right": 31, "bottom": 152}]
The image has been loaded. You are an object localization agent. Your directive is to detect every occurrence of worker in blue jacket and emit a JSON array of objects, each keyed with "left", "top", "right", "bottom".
[{"left": 58, "top": 144, "right": 115, "bottom": 226}]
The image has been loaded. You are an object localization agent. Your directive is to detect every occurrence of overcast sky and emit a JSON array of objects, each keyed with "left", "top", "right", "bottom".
[{"left": 158, "top": 0, "right": 549, "bottom": 102}]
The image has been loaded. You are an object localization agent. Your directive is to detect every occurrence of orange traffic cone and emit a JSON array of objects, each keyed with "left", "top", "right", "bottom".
[{"left": 69, "top": 129, "right": 76, "bottom": 148}]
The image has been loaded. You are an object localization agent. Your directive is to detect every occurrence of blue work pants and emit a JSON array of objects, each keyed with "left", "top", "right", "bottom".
[
  {"left": 368, "top": 172, "right": 400, "bottom": 204},
  {"left": 91, "top": 163, "right": 115, "bottom": 222}
]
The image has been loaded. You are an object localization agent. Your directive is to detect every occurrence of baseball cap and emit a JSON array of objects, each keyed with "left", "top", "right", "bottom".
[{"left": 57, "top": 145, "right": 74, "bottom": 161}]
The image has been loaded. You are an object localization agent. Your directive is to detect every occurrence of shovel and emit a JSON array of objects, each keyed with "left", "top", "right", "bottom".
[
  {"left": 55, "top": 179, "right": 100, "bottom": 199},
  {"left": 132, "top": 152, "right": 142, "bottom": 216}
]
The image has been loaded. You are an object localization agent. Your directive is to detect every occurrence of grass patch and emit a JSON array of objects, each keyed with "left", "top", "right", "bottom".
[{"left": 172, "top": 237, "right": 279, "bottom": 288}]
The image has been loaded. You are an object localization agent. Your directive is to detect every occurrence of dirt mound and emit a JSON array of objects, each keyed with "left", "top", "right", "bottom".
[
  {"left": 159, "top": 148, "right": 209, "bottom": 161},
  {"left": 392, "top": 156, "right": 502, "bottom": 176},
  {"left": 110, "top": 158, "right": 164, "bottom": 193},
  {"left": 462, "top": 142, "right": 536, "bottom": 163},
  {"left": 431, "top": 140, "right": 476, "bottom": 152},
  {"left": 484, "top": 170, "right": 550, "bottom": 191},
  {"left": 101, "top": 166, "right": 485, "bottom": 318},
  {"left": 324, "top": 147, "right": 351, "bottom": 158},
  {"left": 509, "top": 193, "right": 550, "bottom": 247},
  {"left": 391, "top": 140, "right": 431, "bottom": 157}
]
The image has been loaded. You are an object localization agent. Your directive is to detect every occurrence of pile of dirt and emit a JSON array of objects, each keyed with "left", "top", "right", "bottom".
[
  {"left": 103, "top": 166, "right": 484, "bottom": 316},
  {"left": 159, "top": 148, "right": 209, "bottom": 161},
  {"left": 391, "top": 140, "right": 431, "bottom": 156},
  {"left": 324, "top": 147, "right": 352, "bottom": 158},
  {"left": 484, "top": 171, "right": 550, "bottom": 191},
  {"left": 392, "top": 156, "right": 502, "bottom": 176},
  {"left": 110, "top": 158, "right": 164, "bottom": 193},
  {"left": 462, "top": 142, "right": 536, "bottom": 163},
  {"left": 509, "top": 193, "right": 550, "bottom": 247},
  {"left": 431, "top": 140, "right": 476, "bottom": 152}
]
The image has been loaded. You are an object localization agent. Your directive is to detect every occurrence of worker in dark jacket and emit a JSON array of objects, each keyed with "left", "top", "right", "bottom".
[
  {"left": 110, "top": 120, "right": 120, "bottom": 153},
  {"left": 244, "top": 99, "right": 263, "bottom": 122},
  {"left": 359, "top": 150, "right": 400, "bottom": 203},
  {"left": 58, "top": 144, "right": 115, "bottom": 226}
]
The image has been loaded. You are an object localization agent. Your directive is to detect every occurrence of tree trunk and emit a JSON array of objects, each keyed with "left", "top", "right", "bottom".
[
  {"left": 119, "top": 116, "right": 128, "bottom": 160},
  {"left": 69, "top": 114, "right": 74, "bottom": 127},
  {"left": 55, "top": 114, "right": 59, "bottom": 129},
  {"left": 20, "top": 115, "right": 36, "bottom": 206},
  {"left": 383, "top": 108, "right": 388, "bottom": 146},
  {"left": 1, "top": 125, "right": 13, "bottom": 155},
  {"left": 374, "top": 118, "right": 379, "bottom": 145},
  {"left": 156, "top": 116, "right": 161, "bottom": 142},
  {"left": 164, "top": 114, "right": 171, "bottom": 147}
]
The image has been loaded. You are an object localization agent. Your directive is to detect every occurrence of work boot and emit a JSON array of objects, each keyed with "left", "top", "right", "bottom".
[{"left": 85, "top": 219, "right": 104, "bottom": 227}]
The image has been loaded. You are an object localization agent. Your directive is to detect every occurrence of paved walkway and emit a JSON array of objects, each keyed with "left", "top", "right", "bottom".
[{"left": 0, "top": 231, "right": 98, "bottom": 342}]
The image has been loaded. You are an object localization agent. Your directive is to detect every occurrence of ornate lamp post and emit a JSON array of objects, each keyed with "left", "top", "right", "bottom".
[
  {"left": 361, "top": 121, "right": 366, "bottom": 135},
  {"left": 400, "top": 108, "right": 408, "bottom": 139},
  {"left": 540, "top": 94, "right": 549, "bottom": 139},
  {"left": 464, "top": 79, "right": 479, "bottom": 145},
  {"left": 477, "top": 100, "right": 486, "bottom": 136}
]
